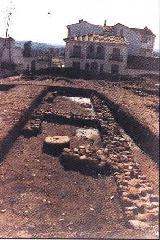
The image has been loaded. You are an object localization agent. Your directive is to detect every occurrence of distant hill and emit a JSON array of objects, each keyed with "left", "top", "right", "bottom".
[{"left": 15, "top": 40, "right": 64, "bottom": 50}]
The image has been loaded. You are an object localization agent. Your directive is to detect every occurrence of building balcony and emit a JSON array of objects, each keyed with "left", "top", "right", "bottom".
[
  {"left": 109, "top": 54, "right": 123, "bottom": 62},
  {"left": 86, "top": 54, "right": 105, "bottom": 60},
  {"left": 70, "top": 54, "right": 81, "bottom": 59},
  {"left": 95, "top": 54, "right": 105, "bottom": 60},
  {"left": 86, "top": 54, "right": 95, "bottom": 59}
]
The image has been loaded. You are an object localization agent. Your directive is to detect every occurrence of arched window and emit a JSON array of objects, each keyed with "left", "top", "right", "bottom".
[
  {"left": 113, "top": 48, "right": 120, "bottom": 56},
  {"left": 90, "top": 62, "right": 98, "bottom": 72},
  {"left": 72, "top": 45, "right": 81, "bottom": 58},
  {"left": 100, "top": 64, "right": 104, "bottom": 73},
  {"left": 85, "top": 62, "right": 90, "bottom": 71},
  {"left": 87, "top": 45, "right": 94, "bottom": 59},
  {"left": 96, "top": 46, "right": 105, "bottom": 59}
]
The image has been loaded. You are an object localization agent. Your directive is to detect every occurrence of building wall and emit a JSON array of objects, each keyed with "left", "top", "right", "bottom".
[
  {"left": 65, "top": 41, "right": 128, "bottom": 74},
  {"left": 0, "top": 38, "right": 16, "bottom": 63},
  {"left": 67, "top": 21, "right": 103, "bottom": 37},
  {"left": 124, "top": 68, "right": 159, "bottom": 76},
  {"left": 66, "top": 21, "right": 155, "bottom": 57},
  {"left": 114, "top": 24, "right": 155, "bottom": 56}
]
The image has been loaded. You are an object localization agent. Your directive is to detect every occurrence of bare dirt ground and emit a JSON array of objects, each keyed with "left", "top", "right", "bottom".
[
  {"left": 0, "top": 122, "right": 126, "bottom": 238},
  {"left": 98, "top": 78, "right": 159, "bottom": 138},
  {"left": 0, "top": 76, "right": 159, "bottom": 238}
]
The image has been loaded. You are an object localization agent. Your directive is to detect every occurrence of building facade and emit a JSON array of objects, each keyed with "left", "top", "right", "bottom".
[
  {"left": 64, "top": 34, "right": 128, "bottom": 75},
  {"left": 66, "top": 20, "right": 155, "bottom": 57}
]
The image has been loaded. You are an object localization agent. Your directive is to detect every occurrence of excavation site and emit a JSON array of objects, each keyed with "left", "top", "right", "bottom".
[{"left": 0, "top": 76, "right": 159, "bottom": 239}]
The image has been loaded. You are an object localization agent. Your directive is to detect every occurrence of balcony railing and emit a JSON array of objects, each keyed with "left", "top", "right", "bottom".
[
  {"left": 70, "top": 54, "right": 81, "bottom": 58},
  {"left": 109, "top": 54, "right": 123, "bottom": 62},
  {"left": 86, "top": 54, "right": 95, "bottom": 59},
  {"left": 86, "top": 54, "right": 105, "bottom": 60}
]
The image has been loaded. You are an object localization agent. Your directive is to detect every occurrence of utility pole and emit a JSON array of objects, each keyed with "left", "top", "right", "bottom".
[{"left": 5, "top": 0, "right": 15, "bottom": 63}]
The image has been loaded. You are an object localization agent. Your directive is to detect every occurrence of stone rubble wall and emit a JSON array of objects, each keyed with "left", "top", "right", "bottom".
[{"left": 90, "top": 95, "right": 159, "bottom": 229}]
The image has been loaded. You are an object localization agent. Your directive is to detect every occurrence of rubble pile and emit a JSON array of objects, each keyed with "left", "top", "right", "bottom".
[
  {"left": 60, "top": 144, "right": 113, "bottom": 174},
  {"left": 22, "top": 119, "right": 42, "bottom": 137}
]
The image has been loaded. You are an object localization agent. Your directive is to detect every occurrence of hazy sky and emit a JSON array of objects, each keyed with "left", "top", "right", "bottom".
[{"left": 0, "top": 0, "right": 159, "bottom": 49}]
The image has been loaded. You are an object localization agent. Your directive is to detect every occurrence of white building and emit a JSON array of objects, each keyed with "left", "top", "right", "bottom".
[
  {"left": 64, "top": 34, "right": 128, "bottom": 75},
  {"left": 66, "top": 20, "right": 155, "bottom": 57},
  {"left": 0, "top": 37, "right": 52, "bottom": 73},
  {"left": 0, "top": 37, "right": 30, "bottom": 72}
]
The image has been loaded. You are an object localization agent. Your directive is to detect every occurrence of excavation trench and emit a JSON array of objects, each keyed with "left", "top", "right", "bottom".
[
  {"left": 0, "top": 85, "right": 158, "bottom": 164},
  {"left": 47, "top": 86, "right": 158, "bottom": 162},
  {"left": 0, "top": 85, "right": 159, "bottom": 237}
]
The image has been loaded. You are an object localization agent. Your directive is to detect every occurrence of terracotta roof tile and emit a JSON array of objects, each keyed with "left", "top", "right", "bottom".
[{"left": 64, "top": 34, "right": 128, "bottom": 45}]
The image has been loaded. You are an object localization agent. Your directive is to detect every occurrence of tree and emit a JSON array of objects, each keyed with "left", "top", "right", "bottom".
[{"left": 23, "top": 41, "right": 32, "bottom": 57}]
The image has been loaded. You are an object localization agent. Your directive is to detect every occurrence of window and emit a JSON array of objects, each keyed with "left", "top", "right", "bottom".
[
  {"left": 72, "top": 61, "right": 80, "bottom": 69},
  {"left": 96, "top": 46, "right": 105, "bottom": 59},
  {"left": 85, "top": 63, "right": 90, "bottom": 71},
  {"left": 100, "top": 64, "right": 104, "bottom": 73},
  {"left": 120, "top": 29, "right": 123, "bottom": 37},
  {"left": 112, "top": 48, "right": 120, "bottom": 56},
  {"left": 141, "top": 35, "right": 148, "bottom": 43},
  {"left": 72, "top": 45, "right": 81, "bottom": 58},
  {"left": 87, "top": 45, "right": 94, "bottom": 59},
  {"left": 111, "top": 64, "right": 119, "bottom": 75},
  {"left": 139, "top": 48, "right": 147, "bottom": 56},
  {"left": 90, "top": 62, "right": 98, "bottom": 72}
]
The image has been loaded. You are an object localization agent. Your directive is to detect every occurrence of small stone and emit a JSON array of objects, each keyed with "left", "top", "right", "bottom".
[
  {"left": 149, "top": 194, "right": 159, "bottom": 202},
  {"left": 121, "top": 180, "right": 128, "bottom": 186},
  {"left": 79, "top": 155, "right": 87, "bottom": 161},
  {"left": 122, "top": 196, "right": 133, "bottom": 206},
  {"left": 128, "top": 179, "right": 141, "bottom": 188},
  {"left": 63, "top": 148, "right": 70, "bottom": 153},
  {"left": 89, "top": 207, "right": 94, "bottom": 211},
  {"left": 135, "top": 213, "right": 158, "bottom": 222},
  {"left": 122, "top": 192, "right": 128, "bottom": 197},
  {"left": 98, "top": 161, "right": 106, "bottom": 168},
  {"left": 79, "top": 145, "right": 85, "bottom": 149},
  {"left": 96, "top": 150, "right": 104, "bottom": 155},
  {"left": 99, "top": 155, "right": 106, "bottom": 161},
  {"left": 1, "top": 209, "right": 6, "bottom": 213},
  {"left": 73, "top": 148, "right": 79, "bottom": 153},
  {"left": 128, "top": 187, "right": 140, "bottom": 199},
  {"left": 139, "top": 175, "right": 146, "bottom": 180},
  {"left": 128, "top": 220, "right": 150, "bottom": 229},
  {"left": 125, "top": 210, "right": 135, "bottom": 219},
  {"left": 151, "top": 202, "right": 159, "bottom": 208},
  {"left": 104, "top": 148, "right": 109, "bottom": 154},
  {"left": 140, "top": 187, "right": 153, "bottom": 195}
]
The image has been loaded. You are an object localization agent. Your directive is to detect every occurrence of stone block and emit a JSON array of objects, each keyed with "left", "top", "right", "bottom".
[{"left": 43, "top": 136, "right": 70, "bottom": 155}]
